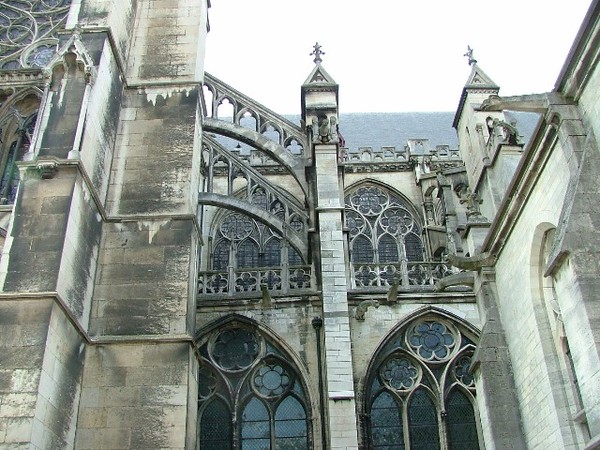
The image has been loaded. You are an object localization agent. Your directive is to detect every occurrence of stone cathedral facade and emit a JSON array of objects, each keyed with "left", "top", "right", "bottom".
[{"left": 1, "top": 0, "right": 600, "bottom": 448}]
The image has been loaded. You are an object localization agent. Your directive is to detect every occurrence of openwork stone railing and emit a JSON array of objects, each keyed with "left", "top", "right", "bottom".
[
  {"left": 352, "top": 261, "right": 457, "bottom": 288},
  {"left": 341, "top": 144, "right": 461, "bottom": 164},
  {"left": 198, "top": 265, "right": 313, "bottom": 299}
]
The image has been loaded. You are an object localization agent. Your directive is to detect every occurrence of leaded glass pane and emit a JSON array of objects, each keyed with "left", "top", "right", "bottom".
[
  {"left": 408, "top": 389, "right": 439, "bottom": 450},
  {"left": 288, "top": 247, "right": 303, "bottom": 265},
  {"left": 446, "top": 389, "right": 480, "bottom": 450},
  {"left": 404, "top": 233, "right": 424, "bottom": 261},
  {"left": 274, "top": 396, "right": 307, "bottom": 450},
  {"left": 200, "top": 398, "right": 232, "bottom": 449},
  {"left": 263, "top": 239, "right": 281, "bottom": 267},
  {"left": 252, "top": 188, "right": 268, "bottom": 210},
  {"left": 238, "top": 239, "right": 259, "bottom": 268},
  {"left": 352, "top": 235, "right": 374, "bottom": 263},
  {"left": 213, "top": 240, "right": 230, "bottom": 270},
  {"left": 370, "top": 391, "right": 404, "bottom": 449},
  {"left": 378, "top": 234, "right": 399, "bottom": 263},
  {"left": 242, "top": 398, "right": 271, "bottom": 450}
]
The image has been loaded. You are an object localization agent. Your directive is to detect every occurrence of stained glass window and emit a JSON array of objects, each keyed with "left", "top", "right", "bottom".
[
  {"left": 200, "top": 398, "right": 233, "bottom": 450},
  {"left": 263, "top": 239, "right": 281, "bottom": 267},
  {"left": 211, "top": 211, "right": 304, "bottom": 270},
  {"left": 446, "top": 389, "right": 480, "bottom": 450},
  {"left": 408, "top": 389, "right": 440, "bottom": 450},
  {"left": 345, "top": 184, "right": 424, "bottom": 264},
  {"left": 352, "top": 235, "right": 374, "bottom": 263},
  {"left": 198, "top": 325, "right": 310, "bottom": 449},
  {"left": 274, "top": 396, "right": 308, "bottom": 449},
  {"left": 0, "top": 111, "right": 37, "bottom": 205},
  {"left": 371, "top": 392, "right": 404, "bottom": 449},
  {"left": 366, "top": 315, "right": 480, "bottom": 450}
]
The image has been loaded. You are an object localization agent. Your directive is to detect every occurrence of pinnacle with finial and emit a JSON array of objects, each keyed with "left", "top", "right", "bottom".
[
  {"left": 310, "top": 42, "right": 325, "bottom": 64},
  {"left": 464, "top": 45, "right": 477, "bottom": 66}
]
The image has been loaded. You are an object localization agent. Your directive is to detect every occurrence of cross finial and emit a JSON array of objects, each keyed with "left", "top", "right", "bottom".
[
  {"left": 464, "top": 45, "right": 477, "bottom": 66},
  {"left": 310, "top": 42, "right": 325, "bottom": 64}
]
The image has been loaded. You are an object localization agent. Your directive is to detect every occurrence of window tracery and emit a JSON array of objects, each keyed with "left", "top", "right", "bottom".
[
  {"left": 197, "top": 324, "right": 310, "bottom": 449},
  {"left": 365, "top": 314, "right": 480, "bottom": 450},
  {"left": 345, "top": 184, "right": 424, "bottom": 264},
  {"left": 0, "top": 0, "right": 72, "bottom": 69}
]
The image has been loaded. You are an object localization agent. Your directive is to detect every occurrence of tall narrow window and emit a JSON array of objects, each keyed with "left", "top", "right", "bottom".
[
  {"left": 365, "top": 313, "right": 481, "bottom": 450},
  {"left": 446, "top": 389, "right": 479, "bottom": 450},
  {"left": 0, "top": 112, "right": 37, "bottom": 204},
  {"left": 200, "top": 398, "right": 233, "bottom": 450},
  {"left": 197, "top": 323, "right": 311, "bottom": 449}
]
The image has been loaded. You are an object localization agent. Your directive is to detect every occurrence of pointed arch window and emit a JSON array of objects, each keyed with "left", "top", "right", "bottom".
[
  {"left": 0, "top": 111, "right": 37, "bottom": 204},
  {"left": 345, "top": 184, "right": 424, "bottom": 264},
  {"left": 365, "top": 315, "right": 481, "bottom": 450},
  {"left": 197, "top": 324, "right": 311, "bottom": 449},
  {"left": 211, "top": 212, "right": 303, "bottom": 270}
]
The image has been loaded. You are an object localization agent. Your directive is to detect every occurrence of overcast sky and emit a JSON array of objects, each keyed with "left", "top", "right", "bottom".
[{"left": 204, "top": 1, "right": 592, "bottom": 114}]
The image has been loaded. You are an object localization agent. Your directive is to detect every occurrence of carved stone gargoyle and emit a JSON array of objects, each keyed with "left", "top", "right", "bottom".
[
  {"left": 354, "top": 299, "right": 379, "bottom": 321},
  {"left": 434, "top": 252, "right": 496, "bottom": 291}
]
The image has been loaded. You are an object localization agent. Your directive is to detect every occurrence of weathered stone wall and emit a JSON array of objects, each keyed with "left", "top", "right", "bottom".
[
  {"left": 126, "top": 0, "right": 208, "bottom": 83},
  {"left": 75, "top": 342, "right": 194, "bottom": 449},
  {"left": 493, "top": 138, "right": 581, "bottom": 448},
  {"left": 72, "top": 0, "right": 137, "bottom": 61},
  {"left": 0, "top": 299, "right": 85, "bottom": 449},
  {"left": 106, "top": 88, "right": 199, "bottom": 216},
  {"left": 0, "top": 168, "right": 75, "bottom": 293},
  {"left": 92, "top": 219, "right": 195, "bottom": 337},
  {"left": 79, "top": 36, "right": 123, "bottom": 200},
  {"left": 0, "top": 299, "right": 52, "bottom": 449},
  {"left": 57, "top": 175, "right": 102, "bottom": 327}
]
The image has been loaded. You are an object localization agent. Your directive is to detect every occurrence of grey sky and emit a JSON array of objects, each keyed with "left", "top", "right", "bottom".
[{"left": 204, "top": 1, "right": 591, "bottom": 114}]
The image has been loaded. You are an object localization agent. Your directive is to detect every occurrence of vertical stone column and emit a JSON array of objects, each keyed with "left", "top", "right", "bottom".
[
  {"left": 473, "top": 268, "right": 527, "bottom": 450},
  {"left": 314, "top": 143, "right": 359, "bottom": 449}
]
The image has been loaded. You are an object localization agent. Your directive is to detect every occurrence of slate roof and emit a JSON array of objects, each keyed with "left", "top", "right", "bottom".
[{"left": 286, "top": 111, "right": 540, "bottom": 152}]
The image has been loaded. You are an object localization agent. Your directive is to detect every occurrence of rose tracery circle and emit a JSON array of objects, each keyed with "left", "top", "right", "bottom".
[
  {"left": 350, "top": 186, "right": 389, "bottom": 216},
  {"left": 379, "top": 207, "right": 414, "bottom": 235},
  {"left": 253, "top": 363, "right": 291, "bottom": 396},
  {"left": 454, "top": 355, "right": 474, "bottom": 387},
  {"left": 219, "top": 213, "right": 254, "bottom": 240},
  {"left": 408, "top": 321, "right": 456, "bottom": 361},
  {"left": 380, "top": 357, "right": 419, "bottom": 390},
  {"left": 211, "top": 328, "right": 260, "bottom": 371}
]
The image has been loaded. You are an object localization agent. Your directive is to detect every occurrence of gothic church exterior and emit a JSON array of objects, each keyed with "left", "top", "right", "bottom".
[{"left": 0, "top": 0, "right": 599, "bottom": 449}]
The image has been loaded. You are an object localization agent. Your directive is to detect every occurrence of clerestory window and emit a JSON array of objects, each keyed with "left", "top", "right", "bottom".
[
  {"left": 211, "top": 212, "right": 303, "bottom": 271},
  {"left": 365, "top": 315, "right": 481, "bottom": 450},
  {"left": 345, "top": 184, "right": 424, "bottom": 264},
  {"left": 197, "top": 325, "right": 310, "bottom": 449}
]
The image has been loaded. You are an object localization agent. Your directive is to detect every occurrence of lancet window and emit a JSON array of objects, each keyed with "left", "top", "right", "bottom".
[
  {"left": 197, "top": 323, "right": 311, "bottom": 449},
  {"left": 365, "top": 313, "right": 481, "bottom": 449},
  {"left": 0, "top": 108, "right": 38, "bottom": 204},
  {"left": 345, "top": 183, "right": 424, "bottom": 264}
]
